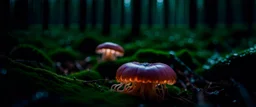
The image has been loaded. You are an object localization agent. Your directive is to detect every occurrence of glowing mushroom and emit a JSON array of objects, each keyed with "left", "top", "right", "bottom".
[
  {"left": 96, "top": 42, "right": 124, "bottom": 61},
  {"left": 111, "top": 62, "right": 177, "bottom": 100}
]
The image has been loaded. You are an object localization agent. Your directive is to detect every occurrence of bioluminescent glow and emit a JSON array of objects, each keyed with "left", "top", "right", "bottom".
[
  {"left": 124, "top": 0, "right": 131, "bottom": 8},
  {"left": 197, "top": 0, "right": 204, "bottom": 9},
  {"left": 157, "top": 0, "right": 164, "bottom": 3},
  {"left": 157, "top": 0, "right": 164, "bottom": 7}
]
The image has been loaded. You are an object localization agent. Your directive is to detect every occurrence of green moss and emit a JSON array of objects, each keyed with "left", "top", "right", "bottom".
[
  {"left": 123, "top": 44, "right": 143, "bottom": 57},
  {"left": 194, "top": 68, "right": 204, "bottom": 75},
  {"left": 13, "top": 32, "right": 46, "bottom": 49},
  {"left": 0, "top": 56, "right": 141, "bottom": 106},
  {"left": 175, "top": 49, "right": 201, "bottom": 70},
  {"left": 64, "top": 90, "right": 140, "bottom": 107},
  {"left": 204, "top": 47, "right": 256, "bottom": 91},
  {"left": 123, "top": 41, "right": 150, "bottom": 57},
  {"left": 48, "top": 48, "right": 82, "bottom": 62},
  {"left": 132, "top": 49, "right": 173, "bottom": 64},
  {"left": 166, "top": 85, "right": 181, "bottom": 94},
  {"left": 8, "top": 44, "right": 54, "bottom": 70},
  {"left": 68, "top": 70, "right": 102, "bottom": 81},
  {"left": 93, "top": 57, "right": 135, "bottom": 80},
  {"left": 1, "top": 56, "right": 90, "bottom": 98},
  {"left": 72, "top": 35, "right": 106, "bottom": 55},
  {"left": 86, "top": 56, "right": 99, "bottom": 66},
  {"left": 13, "top": 31, "right": 56, "bottom": 50},
  {"left": 194, "top": 50, "right": 213, "bottom": 63}
]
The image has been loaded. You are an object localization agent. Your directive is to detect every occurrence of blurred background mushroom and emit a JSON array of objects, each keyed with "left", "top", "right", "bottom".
[
  {"left": 96, "top": 42, "right": 124, "bottom": 62},
  {"left": 111, "top": 62, "right": 177, "bottom": 100}
]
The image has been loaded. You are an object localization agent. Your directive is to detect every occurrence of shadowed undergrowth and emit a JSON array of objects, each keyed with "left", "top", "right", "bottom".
[
  {"left": 3, "top": 27, "right": 256, "bottom": 106},
  {"left": 0, "top": 56, "right": 142, "bottom": 107},
  {"left": 0, "top": 55, "right": 191, "bottom": 107}
]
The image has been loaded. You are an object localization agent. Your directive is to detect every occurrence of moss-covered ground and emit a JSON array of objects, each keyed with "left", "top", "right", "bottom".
[{"left": 2, "top": 26, "right": 256, "bottom": 106}]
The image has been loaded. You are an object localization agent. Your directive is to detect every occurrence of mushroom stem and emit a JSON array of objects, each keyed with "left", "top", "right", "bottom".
[
  {"left": 111, "top": 83, "right": 167, "bottom": 101},
  {"left": 139, "top": 83, "right": 165, "bottom": 100},
  {"left": 102, "top": 54, "right": 116, "bottom": 61}
]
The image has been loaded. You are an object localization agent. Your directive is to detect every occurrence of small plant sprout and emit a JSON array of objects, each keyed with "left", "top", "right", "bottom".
[
  {"left": 111, "top": 62, "right": 177, "bottom": 100},
  {"left": 96, "top": 42, "right": 124, "bottom": 61}
]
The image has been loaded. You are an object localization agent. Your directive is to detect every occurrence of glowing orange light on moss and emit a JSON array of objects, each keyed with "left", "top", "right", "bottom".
[
  {"left": 96, "top": 42, "right": 124, "bottom": 61},
  {"left": 111, "top": 62, "right": 177, "bottom": 100}
]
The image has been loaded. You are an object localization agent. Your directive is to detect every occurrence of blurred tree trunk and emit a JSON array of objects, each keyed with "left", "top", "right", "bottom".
[
  {"left": 64, "top": 0, "right": 70, "bottom": 30},
  {"left": 42, "top": 0, "right": 49, "bottom": 30},
  {"left": 111, "top": 0, "right": 119, "bottom": 27},
  {"left": 226, "top": 0, "right": 232, "bottom": 28},
  {"left": 148, "top": 0, "right": 154, "bottom": 28},
  {"left": 28, "top": 0, "right": 35, "bottom": 25},
  {"left": 189, "top": 0, "right": 197, "bottom": 29},
  {"left": 242, "top": 0, "right": 254, "bottom": 34},
  {"left": 52, "top": 0, "right": 61, "bottom": 24},
  {"left": 79, "top": 0, "right": 87, "bottom": 31},
  {"left": 91, "top": 0, "right": 97, "bottom": 29},
  {"left": 176, "top": 0, "right": 185, "bottom": 27},
  {"left": 70, "top": 1, "right": 79, "bottom": 26},
  {"left": 1, "top": 0, "right": 10, "bottom": 33},
  {"left": 204, "top": 0, "right": 218, "bottom": 29},
  {"left": 29, "top": 0, "right": 42, "bottom": 24},
  {"left": 131, "top": 0, "right": 141, "bottom": 36},
  {"left": 13, "top": 0, "right": 28, "bottom": 30},
  {"left": 217, "top": 0, "right": 226, "bottom": 26},
  {"left": 163, "top": 0, "right": 169, "bottom": 29},
  {"left": 120, "top": 0, "right": 125, "bottom": 29},
  {"left": 174, "top": 0, "right": 177, "bottom": 26},
  {"left": 102, "top": 0, "right": 111, "bottom": 35},
  {"left": 169, "top": 0, "right": 176, "bottom": 27}
]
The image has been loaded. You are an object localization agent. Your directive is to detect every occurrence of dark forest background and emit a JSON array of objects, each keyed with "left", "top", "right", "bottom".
[{"left": 2, "top": 0, "right": 256, "bottom": 32}]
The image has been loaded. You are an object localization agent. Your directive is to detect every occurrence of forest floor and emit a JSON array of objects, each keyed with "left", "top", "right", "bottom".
[{"left": 1, "top": 25, "right": 256, "bottom": 107}]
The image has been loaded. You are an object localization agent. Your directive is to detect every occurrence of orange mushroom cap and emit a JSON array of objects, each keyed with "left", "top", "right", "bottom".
[
  {"left": 116, "top": 62, "right": 177, "bottom": 85},
  {"left": 96, "top": 42, "right": 124, "bottom": 56}
]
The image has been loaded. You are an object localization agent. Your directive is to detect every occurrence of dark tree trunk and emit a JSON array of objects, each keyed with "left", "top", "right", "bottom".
[
  {"left": 242, "top": 0, "right": 254, "bottom": 34},
  {"left": 204, "top": 0, "right": 218, "bottom": 29},
  {"left": 226, "top": 0, "right": 232, "bottom": 28},
  {"left": 13, "top": 0, "right": 28, "bottom": 30},
  {"left": 64, "top": 0, "right": 70, "bottom": 30},
  {"left": 102, "top": 0, "right": 111, "bottom": 35},
  {"left": 91, "top": 0, "right": 97, "bottom": 29},
  {"left": 174, "top": 1, "right": 177, "bottom": 26},
  {"left": 120, "top": 0, "right": 125, "bottom": 28},
  {"left": 0, "top": 0, "right": 10, "bottom": 33},
  {"left": 148, "top": 0, "right": 154, "bottom": 28},
  {"left": 131, "top": 0, "right": 141, "bottom": 36},
  {"left": 189, "top": 0, "right": 197, "bottom": 29},
  {"left": 163, "top": 0, "right": 169, "bottom": 29},
  {"left": 79, "top": 0, "right": 87, "bottom": 31},
  {"left": 42, "top": 0, "right": 49, "bottom": 30}
]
